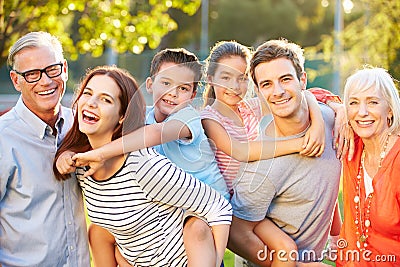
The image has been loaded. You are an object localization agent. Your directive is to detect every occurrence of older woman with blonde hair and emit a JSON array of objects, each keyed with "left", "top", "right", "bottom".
[{"left": 337, "top": 67, "right": 400, "bottom": 266}]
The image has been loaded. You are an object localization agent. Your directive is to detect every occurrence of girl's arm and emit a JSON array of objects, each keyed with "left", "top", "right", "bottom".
[
  {"left": 201, "top": 118, "right": 303, "bottom": 162},
  {"left": 301, "top": 90, "right": 325, "bottom": 157},
  {"left": 72, "top": 120, "right": 191, "bottom": 177}
]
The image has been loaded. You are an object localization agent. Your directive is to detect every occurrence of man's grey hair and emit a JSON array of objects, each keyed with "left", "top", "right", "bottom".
[{"left": 8, "top": 31, "right": 64, "bottom": 69}]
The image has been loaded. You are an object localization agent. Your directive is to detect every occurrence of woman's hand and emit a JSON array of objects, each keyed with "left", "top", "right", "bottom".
[
  {"left": 56, "top": 150, "right": 76, "bottom": 174},
  {"left": 335, "top": 122, "right": 355, "bottom": 161},
  {"left": 325, "top": 101, "right": 355, "bottom": 161}
]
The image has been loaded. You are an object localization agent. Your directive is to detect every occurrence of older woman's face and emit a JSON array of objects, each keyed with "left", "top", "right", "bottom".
[{"left": 347, "top": 86, "right": 392, "bottom": 140}]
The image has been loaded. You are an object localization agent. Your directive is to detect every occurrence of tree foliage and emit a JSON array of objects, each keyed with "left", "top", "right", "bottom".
[
  {"left": 208, "top": 0, "right": 333, "bottom": 48},
  {"left": 309, "top": 0, "right": 400, "bottom": 82},
  {"left": 163, "top": 0, "right": 335, "bottom": 61},
  {"left": 0, "top": 0, "right": 201, "bottom": 66}
]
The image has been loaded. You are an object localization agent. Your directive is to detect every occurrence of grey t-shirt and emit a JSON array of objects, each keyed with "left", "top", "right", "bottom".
[{"left": 231, "top": 103, "right": 341, "bottom": 260}]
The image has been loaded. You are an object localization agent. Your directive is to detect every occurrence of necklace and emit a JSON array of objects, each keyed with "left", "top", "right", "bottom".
[{"left": 353, "top": 132, "right": 391, "bottom": 251}]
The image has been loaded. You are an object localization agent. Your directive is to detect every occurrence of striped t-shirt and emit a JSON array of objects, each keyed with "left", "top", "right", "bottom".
[
  {"left": 77, "top": 148, "right": 232, "bottom": 267},
  {"left": 201, "top": 98, "right": 261, "bottom": 193}
]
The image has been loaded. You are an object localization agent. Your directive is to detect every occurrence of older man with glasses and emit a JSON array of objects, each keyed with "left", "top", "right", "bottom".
[{"left": 0, "top": 31, "right": 90, "bottom": 267}]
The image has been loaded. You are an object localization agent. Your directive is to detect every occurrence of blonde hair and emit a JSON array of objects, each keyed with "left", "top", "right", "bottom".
[{"left": 343, "top": 66, "right": 400, "bottom": 133}]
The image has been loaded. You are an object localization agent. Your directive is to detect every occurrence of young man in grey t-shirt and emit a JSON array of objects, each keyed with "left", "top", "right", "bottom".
[{"left": 228, "top": 39, "right": 341, "bottom": 267}]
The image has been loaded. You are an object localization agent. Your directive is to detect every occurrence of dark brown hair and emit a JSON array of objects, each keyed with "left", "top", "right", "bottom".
[
  {"left": 53, "top": 65, "right": 145, "bottom": 180},
  {"left": 202, "top": 41, "right": 251, "bottom": 106},
  {"left": 250, "top": 39, "right": 305, "bottom": 86},
  {"left": 149, "top": 48, "right": 202, "bottom": 91}
]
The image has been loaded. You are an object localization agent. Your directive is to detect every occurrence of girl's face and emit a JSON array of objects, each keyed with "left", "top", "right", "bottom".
[
  {"left": 209, "top": 56, "right": 249, "bottom": 107},
  {"left": 77, "top": 74, "right": 123, "bottom": 146},
  {"left": 347, "top": 86, "right": 392, "bottom": 141}
]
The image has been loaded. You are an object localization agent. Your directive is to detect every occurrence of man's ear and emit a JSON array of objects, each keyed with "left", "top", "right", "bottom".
[
  {"left": 300, "top": 72, "right": 307, "bottom": 90},
  {"left": 145, "top": 77, "right": 153, "bottom": 94},
  {"left": 10, "top": 71, "right": 22, "bottom": 93}
]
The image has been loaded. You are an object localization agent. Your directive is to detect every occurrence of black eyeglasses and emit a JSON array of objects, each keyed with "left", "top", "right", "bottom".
[{"left": 14, "top": 63, "right": 63, "bottom": 83}]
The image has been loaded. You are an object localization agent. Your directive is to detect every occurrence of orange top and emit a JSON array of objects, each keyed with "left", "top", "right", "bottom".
[{"left": 337, "top": 136, "right": 400, "bottom": 266}]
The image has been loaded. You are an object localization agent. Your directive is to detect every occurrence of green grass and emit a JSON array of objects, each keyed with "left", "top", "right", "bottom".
[
  {"left": 224, "top": 249, "right": 235, "bottom": 266},
  {"left": 222, "top": 250, "right": 336, "bottom": 267}
]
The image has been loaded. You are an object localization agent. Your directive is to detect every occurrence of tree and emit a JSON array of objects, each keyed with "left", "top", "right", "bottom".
[
  {"left": 162, "top": 0, "right": 335, "bottom": 57},
  {"left": 0, "top": 0, "right": 201, "bottom": 67},
  {"left": 309, "top": 0, "right": 400, "bottom": 86}
]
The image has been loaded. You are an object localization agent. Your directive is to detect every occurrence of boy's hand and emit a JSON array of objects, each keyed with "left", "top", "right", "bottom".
[
  {"left": 72, "top": 150, "right": 105, "bottom": 177},
  {"left": 300, "top": 121, "right": 325, "bottom": 157},
  {"left": 56, "top": 150, "right": 76, "bottom": 174}
]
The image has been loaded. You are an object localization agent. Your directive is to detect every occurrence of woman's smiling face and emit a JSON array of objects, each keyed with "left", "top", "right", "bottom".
[
  {"left": 77, "top": 74, "right": 123, "bottom": 144},
  {"left": 347, "top": 86, "right": 392, "bottom": 140}
]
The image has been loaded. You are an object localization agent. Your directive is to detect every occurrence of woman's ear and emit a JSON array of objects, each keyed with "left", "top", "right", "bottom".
[
  {"left": 388, "top": 110, "right": 394, "bottom": 126},
  {"left": 145, "top": 77, "right": 153, "bottom": 94}
]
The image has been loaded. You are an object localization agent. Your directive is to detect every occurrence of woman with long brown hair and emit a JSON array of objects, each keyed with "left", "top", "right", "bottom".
[{"left": 53, "top": 65, "right": 232, "bottom": 267}]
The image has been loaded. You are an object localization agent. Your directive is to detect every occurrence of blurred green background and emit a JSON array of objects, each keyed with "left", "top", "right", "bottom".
[
  {"left": 0, "top": 1, "right": 387, "bottom": 265},
  {"left": 2, "top": 0, "right": 399, "bottom": 112}
]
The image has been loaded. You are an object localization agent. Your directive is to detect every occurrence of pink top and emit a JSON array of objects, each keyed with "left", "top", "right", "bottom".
[{"left": 201, "top": 98, "right": 261, "bottom": 194}]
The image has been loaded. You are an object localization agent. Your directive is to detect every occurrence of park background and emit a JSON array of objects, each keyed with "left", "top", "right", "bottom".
[
  {"left": 1, "top": 0, "right": 399, "bottom": 111},
  {"left": 1, "top": 0, "right": 398, "bottom": 266}
]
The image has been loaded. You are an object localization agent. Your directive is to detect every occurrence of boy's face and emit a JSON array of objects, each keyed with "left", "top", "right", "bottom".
[{"left": 146, "top": 62, "right": 197, "bottom": 122}]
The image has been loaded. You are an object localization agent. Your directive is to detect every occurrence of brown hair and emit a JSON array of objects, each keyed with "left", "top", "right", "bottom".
[
  {"left": 53, "top": 65, "right": 145, "bottom": 180},
  {"left": 150, "top": 48, "right": 202, "bottom": 91},
  {"left": 203, "top": 41, "right": 252, "bottom": 106},
  {"left": 250, "top": 39, "right": 304, "bottom": 86}
]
